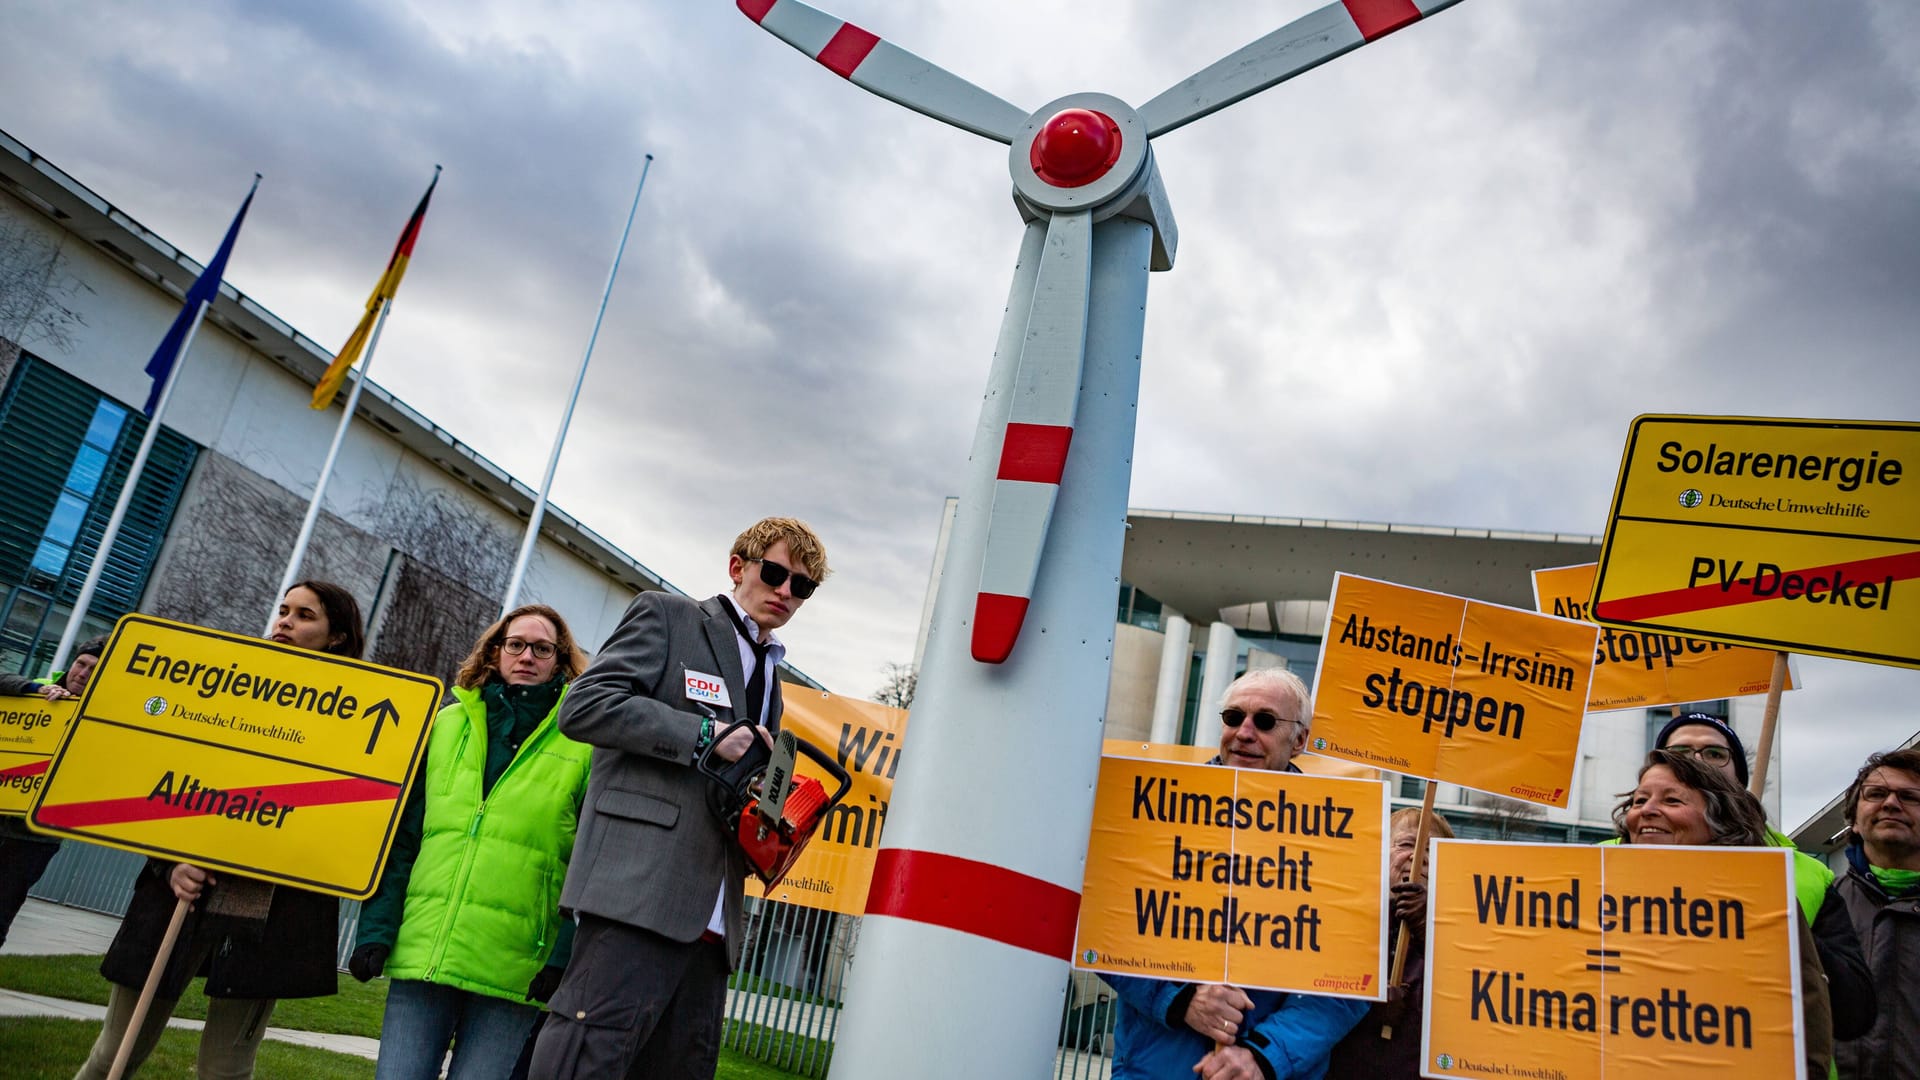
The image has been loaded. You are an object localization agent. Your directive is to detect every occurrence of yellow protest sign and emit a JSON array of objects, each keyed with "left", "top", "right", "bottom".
[
  {"left": 28, "top": 615, "right": 441, "bottom": 899},
  {"left": 1534, "top": 563, "right": 1797, "bottom": 712},
  {"left": 1309, "top": 574, "right": 1597, "bottom": 808},
  {"left": 1074, "top": 755, "right": 1388, "bottom": 998},
  {"left": 1591, "top": 415, "right": 1920, "bottom": 669},
  {"left": 0, "top": 697, "right": 75, "bottom": 816},
  {"left": 746, "top": 690, "right": 906, "bottom": 915},
  {"left": 1424, "top": 841, "right": 1802, "bottom": 1080}
]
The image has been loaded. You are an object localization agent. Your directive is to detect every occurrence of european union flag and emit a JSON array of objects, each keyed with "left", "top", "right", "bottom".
[{"left": 142, "top": 175, "right": 260, "bottom": 415}]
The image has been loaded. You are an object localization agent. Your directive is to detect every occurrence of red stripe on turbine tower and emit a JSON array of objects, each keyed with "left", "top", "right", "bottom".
[
  {"left": 972, "top": 593, "right": 1030, "bottom": 664},
  {"left": 1342, "top": 0, "right": 1423, "bottom": 39},
  {"left": 866, "top": 848, "right": 1081, "bottom": 959},
  {"left": 737, "top": 0, "right": 776, "bottom": 23},
  {"left": 818, "top": 23, "right": 880, "bottom": 78},
  {"left": 996, "top": 423, "right": 1074, "bottom": 484}
]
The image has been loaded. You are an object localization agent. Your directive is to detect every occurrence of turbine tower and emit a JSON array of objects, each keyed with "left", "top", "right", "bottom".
[{"left": 739, "top": 2, "right": 1464, "bottom": 1075}]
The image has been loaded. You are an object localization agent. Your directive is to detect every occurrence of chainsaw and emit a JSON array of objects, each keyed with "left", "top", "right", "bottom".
[{"left": 697, "top": 716, "right": 853, "bottom": 888}]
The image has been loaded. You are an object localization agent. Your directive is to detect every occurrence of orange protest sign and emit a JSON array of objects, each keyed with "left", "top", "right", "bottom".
[
  {"left": 1533, "top": 563, "right": 1797, "bottom": 712},
  {"left": 745, "top": 690, "right": 906, "bottom": 915},
  {"left": 0, "top": 697, "right": 75, "bottom": 816},
  {"left": 1424, "top": 841, "right": 1803, "bottom": 1080},
  {"left": 1308, "top": 574, "right": 1597, "bottom": 808},
  {"left": 1074, "top": 755, "right": 1389, "bottom": 998}
]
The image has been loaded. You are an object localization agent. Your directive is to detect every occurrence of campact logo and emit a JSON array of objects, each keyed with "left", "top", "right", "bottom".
[
  {"left": 1435, "top": 1053, "right": 1455, "bottom": 1070},
  {"left": 143, "top": 696, "right": 168, "bottom": 716},
  {"left": 1678, "top": 488, "right": 1704, "bottom": 509}
]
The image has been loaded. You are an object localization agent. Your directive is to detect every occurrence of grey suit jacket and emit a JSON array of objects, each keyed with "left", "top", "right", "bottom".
[{"left": 555, "top": 591, "right": 782, "bottom": 969}]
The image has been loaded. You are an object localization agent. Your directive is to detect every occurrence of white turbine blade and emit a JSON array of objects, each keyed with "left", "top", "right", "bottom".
[
  {"left": 1138, "top": 0, "right": 1465, "bottom": 138},
  {"left": 973, "top": 210, "right": 1092, "bottom": 663},
  {"left": 738, "top": 0, "right": 1028, "bottom": 143}
]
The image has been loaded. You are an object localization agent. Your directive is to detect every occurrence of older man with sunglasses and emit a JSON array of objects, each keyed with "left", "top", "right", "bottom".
[
  {"left": 1835, "top": 748, "right": 1920, "bottom": 1079},
  {"left": 1106, "top": 669, "right": 1368, "bottom": 1080},
  {"left": 530, "top": 518, "right": 829, "bottom": 1080}
]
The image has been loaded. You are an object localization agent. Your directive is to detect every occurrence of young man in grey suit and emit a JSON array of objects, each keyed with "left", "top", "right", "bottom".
[{"left": 530, "top": 517, "right": 829, "bottom": 1080}]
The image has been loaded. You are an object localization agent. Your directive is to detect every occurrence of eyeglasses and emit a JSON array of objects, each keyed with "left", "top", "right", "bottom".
[
  {"left": 1221, "top": 707, "right": 1297, "bottom": 733},
  {"left": 501, "top": 638, "right": 557, "bottom": 660},
  {"left": 753, "top": 558, "right": 820, "bottom": 600},
  {"left": 1860, "top": 785, "right": 1920, "bottom": 808},
  {"left": 1664, "top": 745, "right": 1733, "bottom": 765}
]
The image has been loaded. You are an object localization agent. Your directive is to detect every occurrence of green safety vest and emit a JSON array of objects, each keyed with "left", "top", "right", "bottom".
[{"left": 385, "top": 685, "right": 592, "bottom": 1000}]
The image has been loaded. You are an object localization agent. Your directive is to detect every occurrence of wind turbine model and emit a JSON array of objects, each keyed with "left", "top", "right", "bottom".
[{"left": 740, "top": 2, "right": 1463, "bottom": 1076}]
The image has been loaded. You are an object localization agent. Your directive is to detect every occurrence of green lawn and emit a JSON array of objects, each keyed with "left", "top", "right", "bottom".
[
  {"left": 0, "top": 954, "right": 814, "bottom": 1078},
  {"left": 0, "top": 1017, "right": 373, "bottom": 1079}
]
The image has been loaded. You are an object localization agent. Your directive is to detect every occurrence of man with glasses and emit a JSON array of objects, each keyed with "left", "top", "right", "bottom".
[
  {"left": 1835, "top": 748, "right": 1920, "bottom": 1079},
  {"left": 531, "top": 518, "right": 829, "bottom": 1080},
  {"left": 1106, "top": 669, "right": 1367, "bottom": 1079}
]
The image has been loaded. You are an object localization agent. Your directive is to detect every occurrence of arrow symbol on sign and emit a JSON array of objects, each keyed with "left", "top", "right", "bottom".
[{"left": 363, "top": 699, "right": 401, "bottom": 755}]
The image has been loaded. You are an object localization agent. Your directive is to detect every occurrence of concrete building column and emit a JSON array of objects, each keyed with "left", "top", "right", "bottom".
[
  {"left": 1192, "top": 621, "right": 1240, "bottom": 747},
  {"left": 1149, "top": 615, "right": 1190, "bottom": 745}
]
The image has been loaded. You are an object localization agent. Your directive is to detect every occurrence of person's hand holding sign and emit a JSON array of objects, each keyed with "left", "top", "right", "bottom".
[
  {"left": 168, "top": 863, "right": 214, "bottom": 905},
  {"left": 1182, "top": 983, "right": 1251, "bottom": 1042},
  {"left": 1192, "top": 1042, "right": 1264, "bottom": 1079}
]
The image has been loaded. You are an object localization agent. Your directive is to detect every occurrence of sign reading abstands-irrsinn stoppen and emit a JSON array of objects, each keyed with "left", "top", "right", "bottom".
[
  {"left": 27, "top": 615, "right": 441, "bottom": 899},
  {"left": 1308, "top": 574, "right": 1598, "bottom": 808},
  {"left": 1590, "top": 415, "right": 1919, "bottom": 669}
]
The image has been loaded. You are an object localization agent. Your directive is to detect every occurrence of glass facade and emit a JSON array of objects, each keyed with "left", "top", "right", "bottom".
[{"left": 0, "top": 354, "right": 197, "bottom": 675}]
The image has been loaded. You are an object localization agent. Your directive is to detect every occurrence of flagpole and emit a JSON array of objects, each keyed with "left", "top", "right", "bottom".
[
  {"left": 501, "top": 154, "right": 653, "bottom": 614},
  {"left": 50, "top": 301, "right": 211, "bottom": 671},
  {"left": 266, "top": 296, "right": 398, "bottom": 632}
]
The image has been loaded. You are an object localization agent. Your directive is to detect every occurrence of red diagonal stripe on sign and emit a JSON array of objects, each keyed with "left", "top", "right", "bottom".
[
  {"left": 1593, "top": 549, "right": 1920, "bottom": 623},
  {"left": 36, "top": 776, "right": 398, "bottom": 830},
  {"left": 0, "top": 760, "right": 49, "bottom": 781}
]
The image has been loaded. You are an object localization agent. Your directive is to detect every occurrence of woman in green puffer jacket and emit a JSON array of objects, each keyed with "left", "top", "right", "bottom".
[{"left": 350, "top": 604, "right": 593, "bottom": 1080}]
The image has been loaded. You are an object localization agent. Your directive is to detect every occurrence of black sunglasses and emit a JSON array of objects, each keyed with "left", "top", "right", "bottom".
[
  {"left": 753, "top": 558, "right": 819, "bottom": 600},
  {"left": 1221, "top": 707, "right": 1296, "bottom": 733}
]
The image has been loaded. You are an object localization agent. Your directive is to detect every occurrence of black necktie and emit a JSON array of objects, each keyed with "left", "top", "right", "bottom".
[{"left": 723, "top": 602, "right": 768, "bottom": 725}]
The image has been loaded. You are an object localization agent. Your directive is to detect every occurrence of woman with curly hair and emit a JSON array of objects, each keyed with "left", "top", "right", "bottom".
[{"left": 350, "top": 604, "right": 593, "bottom": 1080}]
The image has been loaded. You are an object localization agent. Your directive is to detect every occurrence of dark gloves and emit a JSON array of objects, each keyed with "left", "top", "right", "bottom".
[
  {"left": 1390, "top": 880, "right": 1428, "bottom": 938},
  {"left": 348, "top": 943, "right": 389, "bottom": 983},
  {"left": 526, "top": 964, "right": 565, "bottom": 1004}
]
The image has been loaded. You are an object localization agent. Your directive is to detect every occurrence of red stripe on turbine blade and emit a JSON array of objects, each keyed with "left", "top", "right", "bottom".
[
  {"left": 1592, "top": 549, "right": 1920, "bottom": 623},
  {"left": 996, "top": 423, "right": 1073, "bottom": 484},
  {"left": 866, "top": 848, "right": 1081, "bottom": 959},
  {"left": 972, "top": 593, "right": 1030, "bottom": 664},
  {"left": 1342, "top": 0, "right": 1423, "bottom": 39},
  {"left": 817, "top": 23, "right": 880, "bottom": 78},
  {"left": 0, "top": 760, "right": 49, "bottom": 780},
  {"left": 36, "top": 776, "right": 400, "bottom": 830},
  {"left": 737, "top": 0, "right": 776, "bottom": 23}
]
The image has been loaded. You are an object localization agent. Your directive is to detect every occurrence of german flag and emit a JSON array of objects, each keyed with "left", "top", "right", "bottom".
[{"left": 311, "top": 167, "right": 439, "bottom": 409}]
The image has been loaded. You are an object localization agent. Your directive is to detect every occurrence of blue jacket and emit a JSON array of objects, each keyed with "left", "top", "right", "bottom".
[{"left": 1107, "top": 973, "right": 1368, "bottom": 1080}]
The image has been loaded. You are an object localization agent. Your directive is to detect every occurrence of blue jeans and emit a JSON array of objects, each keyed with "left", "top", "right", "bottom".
[{"left": 376, "top": 979, "right": 540, "bottom": 1080}]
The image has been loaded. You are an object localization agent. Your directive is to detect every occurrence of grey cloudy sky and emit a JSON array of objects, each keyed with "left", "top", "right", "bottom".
[{"left": 4, "top": 0, "right": 1915, "bottom": 828}]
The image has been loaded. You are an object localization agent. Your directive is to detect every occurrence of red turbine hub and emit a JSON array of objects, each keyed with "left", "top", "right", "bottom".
[{"left": 1029, "top": 108, "right": 1122, "bottom": 188}]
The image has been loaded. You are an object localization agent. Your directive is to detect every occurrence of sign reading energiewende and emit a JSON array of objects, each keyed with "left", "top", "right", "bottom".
[
  {"left": 28, "top": 615, "right": 441, "bottom": 899},
  {"left": 1590, "top": 415, "right": 1920, "bottom": 669}
]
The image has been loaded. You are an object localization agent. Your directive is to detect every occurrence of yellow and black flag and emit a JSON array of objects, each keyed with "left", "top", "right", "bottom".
[{"left": 312, "top": 167, "right": 439, "bottom": 409}]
